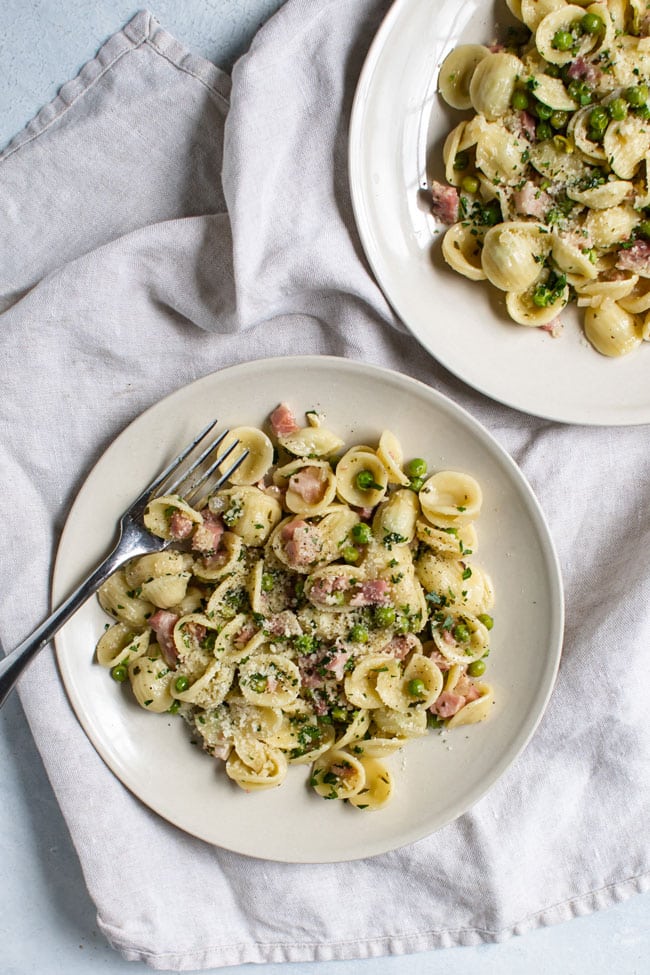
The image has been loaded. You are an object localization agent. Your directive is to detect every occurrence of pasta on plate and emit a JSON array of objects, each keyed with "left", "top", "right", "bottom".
[
  {"left": 95, "top": 405, "right": 495, "bottom": 810},
  {"left": 432, "top": 0, "right": 650, "bottom": 356}
]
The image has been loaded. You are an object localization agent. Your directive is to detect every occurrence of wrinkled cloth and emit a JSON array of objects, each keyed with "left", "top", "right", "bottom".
[{"left": 1, "top": 2, "right": 649, "bottom": 970}]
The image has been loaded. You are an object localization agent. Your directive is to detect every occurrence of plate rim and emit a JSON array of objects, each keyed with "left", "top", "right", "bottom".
[{"left": 52, "top": 354, "right": 565, "bottom": 861}]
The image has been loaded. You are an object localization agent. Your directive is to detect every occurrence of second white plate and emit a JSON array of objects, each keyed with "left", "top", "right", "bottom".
[{"left": 349, "top": 0, "right": 650, "bottom": 425}]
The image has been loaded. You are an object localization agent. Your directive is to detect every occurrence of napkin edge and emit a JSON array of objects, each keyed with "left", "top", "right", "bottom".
[
  {"left": 0, "top": 10, "right": 230, "bottom": 164},
  {"left": 97, "top": 870, "right": 650, "bottom": 970}
]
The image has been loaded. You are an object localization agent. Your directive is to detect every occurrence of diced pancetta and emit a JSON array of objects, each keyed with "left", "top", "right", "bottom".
[
  {"left": 453, "top": 675, "right": 481, "bottom": 703},
  {"left": 269, "top": 402, "right": 300, "bottom": 437},
  {"left": 427, "top": 648, "right": 452, "bottom": 671},
  {"left": 566, "top": 56, "right": 601, "bottom": 87},
  {"left": 325, "top": 642, "right": 353, "bottom": 679},
  {"left": 282, "top": 519, "right": 322, "bottom": 566},
  {"left": 309, "top": 575, "right": 351, "bottom": 605},
  {"left": 517, "top": 110, "right": 537, "bottom": 142},
  {"left": 289, "top": 466, "right": 329, "bottom": 504},
  {"left": 349, "top": 579, "right": 390, "bottom": 607},
  {"left": 211, "top": 740, "right": 232, "bottom": 761},
  {"left": 148, "top": 610, "right": 179, "bottom": 666},
  {"left": 512, "top": 180, "right": 552, "bottom": 220},
  {"left": 616, "top": 240, "right": 650, "bottom": 275},
  {"left": 168, "top": 511, "right": 194, "bottom": 540},
  {"left": 430, "top": 180, "right": 460, "bottom": 225},
  {"left": 192, "top": 511, "right": 224, "bottom": 554},
  {"left": 384, "top": 633, "right": 418, "bottom": 659},
  {"left": 430, "top": 691, "right": 466, "bottom": 718}
]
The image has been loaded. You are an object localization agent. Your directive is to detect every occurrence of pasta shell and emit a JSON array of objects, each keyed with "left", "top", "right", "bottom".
[
  {"left": 376, "top": 430, "right": 411, "bottom": 486},
  {"left": 335, "top": 449, "right": 388, "bottom": 507},
  {"left": 438, "top": 44, "right": 491, "bottom": 110},
  {"left": 276, "top": 458, "right": 337, "bottom": 515},
  {"left": 210, "top": 486, "right": 282, "bottom": 546},
  {"left": 226, "top": 743, "right": 288, "bottom": 790},
  {"left": 97, "top": 569, "right": 154, "bottom": 627},
  {"left": 95, "top": 623, "right": 149, "bottom": 669},
  {"left": 506, "top": 286, "right": 569, "bottom": 326},
  {"left": 277, "top": 425, "right": 345, "bottom": 458},
  {"left": 469, "top": 52, "right": 525, "bottom": 119},
  {"left": 311, "top": 749, "right": 366, "bottom": 800},
  {"left": 347, "top": 758, "right": 394, "bottom": 810},
  {"left": 447, "top": 683, "right": 495, "bottom": 728},
  {"left": 238, "top": 654, "right": 301, "bottom": 708},
  {"left": 143, "top": 494, "right": 202, "bottom": 540},
  {"left": 481, "top": 222, "right": 549, "bottom": 292},
  {"left": 128, "top": 648, "right": 175, "bottom": 713},
  {"left": 219, "top": 427, "right": 274, "bottom": 485},
  {"left": 442, "top": 223, "right": 487, "bottom": 282},
  {"left": 419, "top": 470, "right": 482, "bottom": 524},
  {"left": 584, "top": 300, "right": 643, "bottom": 355}
]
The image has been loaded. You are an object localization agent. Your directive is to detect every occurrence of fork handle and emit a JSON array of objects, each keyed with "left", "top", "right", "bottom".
[{"left": 0, "top": 544, "right": 126, "bottom": 709}]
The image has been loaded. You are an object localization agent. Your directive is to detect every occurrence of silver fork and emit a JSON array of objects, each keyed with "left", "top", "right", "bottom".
[{"left": 0, "top": 420, "right": 248, "bottom": 709}]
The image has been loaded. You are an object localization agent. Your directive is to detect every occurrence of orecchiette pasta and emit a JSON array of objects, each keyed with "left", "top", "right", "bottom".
[
  {"left": 432, "top": 0, "right": 650, "bottom": 357},
  {"left": 95, "top": 404, "right": 496, "bottom": 810}
]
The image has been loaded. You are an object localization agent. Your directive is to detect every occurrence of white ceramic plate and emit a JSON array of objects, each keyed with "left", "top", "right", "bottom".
[
  {"left": 349, "top": 0, "right": 650, "bottom": 425},
  {"left": 53, "top": 356, "right": 563, "bottom": 862}
]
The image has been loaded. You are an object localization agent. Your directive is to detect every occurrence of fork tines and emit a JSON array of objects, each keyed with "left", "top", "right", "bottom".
[{"left": 136, "top": 420, "right": 248, "bottom": 511}]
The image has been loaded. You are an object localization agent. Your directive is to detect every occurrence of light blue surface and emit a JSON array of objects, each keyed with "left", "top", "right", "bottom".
[{"left": 0, "top": 3, "right": 648, "bottom": 973}]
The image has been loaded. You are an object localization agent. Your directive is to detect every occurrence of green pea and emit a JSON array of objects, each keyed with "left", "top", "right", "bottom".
[
  {"left": 453, "top": 150, "right": 469, "bottom": 171},
  {"left": 636, "top": 104, "right": 650, "bottom": 120},
  {"left": 477, "top": 613, "right": 494, "bottom": 630},
  {"left": 550, "top": 110, "right": 568, "bottom": 129},
  {"left": 330, "top": 707, "right": 348, "bottom": 723},
  {"left": 535, "top": 101, "right": 553, "bottom": 120},
  {"left": 511, "top": 89, "right": 529, "bottom": 111},
  {"left": 111, "top": 663, "right": 128, "bottom": 682},
  {"left": 409, "top": 476, "right": 425, "bottom": 492},
  {"left": 588, "top": 106, "right": 608, "bottom": 132},
  {"left": 461, "top": 175, "right": 480, "bottom": 194},
  {"left": 174, "top": 674, "right": 190, "bottom": 692},
  {"left": 567, "top": 79, "right": 592, "bottom": 105},
  {"left": 468, "top": 659, "right": 486, "bottom": 678},
  {"left": 374, "top": 605, "right": 396, "bottom": 627},
  {"left": 261, "top": 572, "right": 275, "bottom": 592},
  {"left": 341, "top": 545, "right": 360, "bottom": 564},
  {"left": 406, "top": 457, "right": 428, "bottom": 478},
  {"left": 350, "top": 624, "right": 369, "bottom": 643},
  {"left": 536, "top": 122, "right": 552, "bottom": 141},
  {"left": 552, "top": 29, "right": 574, "bottom": 51},
  {"left": 407, "top": 678, "right": 426, "bottom": 698},
  {"left": 544, "top": 63, "right": 561, "bottom": 79},
  {"left": 607, "top": 98, "right": 627, "bottom": 121},
  {"left": 625, "top": 83, "right": 649, "bottom": 107},
  {"left": 453, "top": 623, "right": 470, "bottom": 643},
  {"left": 295, "top": 634, "right": 316, "bottom": 654},
  {"left": 356, "top": 470, "right": 382, "bottom": 491},
  {"left": 581, "top": 12, "right": 603, "bottom": 34},
  {"left": 351, "top": 522, "right": 372, "bottom": 544}
]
